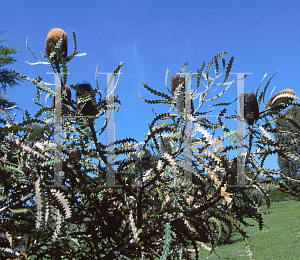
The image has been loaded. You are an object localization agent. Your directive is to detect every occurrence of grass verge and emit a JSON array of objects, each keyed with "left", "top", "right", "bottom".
[{"left": 187, "top": 199, "right": 300, "bottom": 259}]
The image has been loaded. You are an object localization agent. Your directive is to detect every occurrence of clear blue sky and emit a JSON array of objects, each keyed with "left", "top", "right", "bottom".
[{"left": 2, "top": 1, "right": 299, "bottom": 182}]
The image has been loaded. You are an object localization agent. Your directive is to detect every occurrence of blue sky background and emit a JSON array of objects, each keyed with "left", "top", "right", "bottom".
[{"left": 2, "top": 1, "right": 299, "bottom": 183}]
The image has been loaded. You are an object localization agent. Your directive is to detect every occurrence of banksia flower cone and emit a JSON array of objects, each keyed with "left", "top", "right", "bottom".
[
  {"left": 171, "top": 74, "right": 185, "bottom": 95},
  {"left": 266, "top": 88, "right": 296, "bottom": 110},
  {"left": 64, "top": 84, "right": 71, "bottom": 101},
  {"left": 239, "top": 91, "right": 259, "bottom": 125},
  {"left": 46, "top": 28, "right": 68, "bottom": 60},
  {"left": 171, "top": 74, "right": 194, "bottom": 116}
]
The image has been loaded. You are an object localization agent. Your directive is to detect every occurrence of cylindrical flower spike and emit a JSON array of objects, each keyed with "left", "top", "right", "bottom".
[
  {"left": 239, "top": 91, "right": 259, "bottom": 125},
  {"left": 171, "top": 74, "right": 185, "bottom": 95},
  {"left": 46, "top": 28, "right": 68, "bottom": 59},
  {"left": 171, "top": 74, "right": 194, "bottom": 116},
  {"left": 64, "top": 84, "right": 71, "bottom": 101}
]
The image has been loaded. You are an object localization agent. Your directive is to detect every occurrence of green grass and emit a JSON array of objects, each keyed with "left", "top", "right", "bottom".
[{"left": 186, "top": 199, "right": 300, "bottom": 259}]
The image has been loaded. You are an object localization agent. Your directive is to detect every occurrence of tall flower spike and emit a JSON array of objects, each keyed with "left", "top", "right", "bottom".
[
  {"left": 46, "top": 28, "right": 68, "bottom": 72},
  {"left": 170, "top": 74, "right": 194, "bottom": 116},
  {"left": 239, "top": 91, "right": 259, "bottom": 125},
  {"left": 171, "top": 74, "right": 185, "bottom": 95},
  {"left": 266, "top": 88, "right": 296, "bottom": 111},
  {"left": 46, "top": 28, "right": 68, "bottom": 58}
]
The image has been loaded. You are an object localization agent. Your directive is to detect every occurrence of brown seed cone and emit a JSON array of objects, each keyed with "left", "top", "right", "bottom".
[
  {"left": 76, "top": 82, "right": 98, "bottom": 116},
  {"left": 52, "top": 85, "right": 71, "bottom": 109},
  {"left": 64, "top": 84, "right": 71, "bottom": 101},
  {"left": 266, "top": 88, "right": 296, "bottom": 109},
  {"left": 46, "top": 28, "right": 68, "bottom": 59},
  {"left": 240, "top": 91, "right": 259, "bottom": 125}
]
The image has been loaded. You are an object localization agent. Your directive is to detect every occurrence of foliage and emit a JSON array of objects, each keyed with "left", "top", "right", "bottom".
[
  {"left": 0, "top": 31, "right": 24, "bottom": 127},
  {"left": 267, "top": 187, "right": 293, "bottom": 202},
  {"left": 0, "top": 29, "right": 300, "bottom": 260},
  {"left": 274, "top": 106, "right": 300, "bottom": 198}
]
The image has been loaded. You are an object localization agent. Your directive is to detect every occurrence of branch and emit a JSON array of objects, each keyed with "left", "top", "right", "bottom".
[
  {"left": 88, "top": 120, "right": 115, "bottom": 175},
  {"left": 0, "top": 192, "right": 34, "bottom": 213},
  {"left": 263, "top": 169, "right": 300, "bottom": 183},
  {"left": 276, "top": 129, "right": 300, "bottom": 137}
]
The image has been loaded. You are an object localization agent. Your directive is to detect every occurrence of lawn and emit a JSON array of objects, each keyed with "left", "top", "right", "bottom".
[{"left": 186, "top": 199, "right": 300, "bottom": 259}]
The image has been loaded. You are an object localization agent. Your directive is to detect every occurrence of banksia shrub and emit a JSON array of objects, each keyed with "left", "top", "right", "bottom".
[
  {"left": 239, "top": 91, "right": 259, "bottom": 125},
  {"left": 45, "top": 28, "right": 68, "bottom": 61},
  {"left": 266, "top": 88, "right": 296, "bottom": 110}
]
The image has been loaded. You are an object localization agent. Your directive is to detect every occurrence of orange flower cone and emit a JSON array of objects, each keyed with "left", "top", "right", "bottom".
[
  {"left": 45, "top": 28, "right": 67, "bottom": 74},
  {"left": 46, "top": 28, "right": 68, "bottom": 59}
]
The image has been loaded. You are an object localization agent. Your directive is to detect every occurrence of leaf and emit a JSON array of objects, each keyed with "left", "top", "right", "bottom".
[
  {"left": 50, "top": 189, "right": 71, "bottom": 219},
  {"left": 141, "top": 81, "right": 172, "bottom": 100},
  {"left": 160, "top": 222, "right": 172, "bottom": 260},
  {"left": 129, "top": 209, "right": 139, "bottom": 243},
  {"left": 8, "top": 208, "right": 29, "bottom": 214},
  {"left": 258, "top": 124, "right": 274, "bottom": 141},
  {"left": 52, "top": 209, "right": 61, "bottom": 242},
  {"left": 220, "top": 186, "right": 232, "bottom": 206},
  {"left": 35, "top": 177, "right": 42, "bottom": 228}
]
